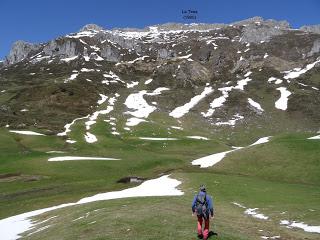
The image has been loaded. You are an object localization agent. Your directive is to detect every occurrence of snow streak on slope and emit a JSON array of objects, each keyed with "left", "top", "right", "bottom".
[
  {"left": 215, "top": 114, "right": 244, "bottom": 126},
  {"left": 202, "top": 87, "right": 230, "bottom": 117},
  {"left": 248, "top": 98, "right": 264, "bottom": 112},
  {"left": 139, "top": 137, "right": 178, "bottom": 141},
  {"left": 245, "top": 208, "right": 269, "bottom": 220},
  {"left": 275, "top": 87, "right": 291, "bottom": 110},
  {"left": 280, "top": 220, "right": 320, "bottom": 233},
  {"left": 170, "top": 87, "right": 213, "bottom": 118},
  {"left": 202, "top": 75, "right": 252, "bottom": 117},
  {"left": 192, "top": 137, "right": 271, "bottom": 168},
  {"left": 48, "top": 156, "right": 120, "bottom": 162},
  {"left": 232, "top": 202, "right": 269, "bottom": 220},
  {"left": 84, "top": 93, "right": 120, "bottom": 142},
  {"left": 9, "top": 130, "right": 45, "bottom": 136},
  {"left": 57, "top": 115, "right": 90, "bottom": 137},
  {"left": 0, "top": 175, "right": 183, "bottom": 240},
  {"left": 308, "top": 135, "right": 320, "bottom": 140},
  {"left": 284, "top": 59, "right": 320, "bottom": 79}
]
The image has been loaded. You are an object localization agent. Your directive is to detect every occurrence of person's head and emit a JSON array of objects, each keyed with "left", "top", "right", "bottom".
[{"left": 200, "top": 184, "right": 206, "bottom": 192}]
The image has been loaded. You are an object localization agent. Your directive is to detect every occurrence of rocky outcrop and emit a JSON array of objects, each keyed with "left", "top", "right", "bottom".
[
  {"left": 157, "top": 48, "right": 176, "bottom": 59},
  {"left": 80, "top": 24, "right": 104, "bottom": 32},
  {"left": 100, "top": 46, "right": 120, "bottom": 62},
  {"left": 5, "top": 41, "right": 40, "bottom": 65},
  {"left": 300, "top": 25, "right": 320, "bottom": 34},
  {"left": 308, "top": 39, "right": 320, "bottom": 57},
  {"left": 236, "top": 17, "right": 290, "bottom": 43},
  {"left": 43, "top": 39, "right": 78, "bottom": 57}
]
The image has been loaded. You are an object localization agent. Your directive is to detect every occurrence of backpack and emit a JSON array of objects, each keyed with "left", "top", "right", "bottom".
[{"left": 195, "top": 193, "right": 208, "bottom": 219}]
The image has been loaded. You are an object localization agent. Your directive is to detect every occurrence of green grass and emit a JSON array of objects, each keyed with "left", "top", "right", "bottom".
[
  {"left": 0, "top": 123, "right": 320, "bottom": 239},
  {"left": 19, "top": 172, "right": 320, "bottom": 240}
]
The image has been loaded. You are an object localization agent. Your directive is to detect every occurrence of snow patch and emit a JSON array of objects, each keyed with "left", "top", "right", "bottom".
[
  {"left": 186, "top": 136, "right": 209, "bottom": 140},
  {"left": 170, "top": 87, "right": 213, "bottom": 118},
  {"left": 48, "top": 156, "right": 120, "bottom": 162},
  {"left": 126, "top": 117, "right": 147, "bottom": 127},
  {"left": 139, "top": 137, "right": 178, "bottom": 141},
  {"left": 245, "top": 208, "right": 269, "bottom": 220},
  {"left": 57, "top": 115, "right": 89, "bottom": 137},
  {"left": 308, "top": 135, "right": 320, "bottom": 140},
  {"left": 275, "top": 87, "right": 291, "bottom": 110},
  {"left": 145, "top": 78, "right": 153, "bottom": 85},
  {"left": 0, "top": 175, "right": 182, "bottom": 240},
  {"left": 60, "top": 56, "right": 78, "bottom": 62},
  {"left": 248, "top": 98, "right": 264, "bottom": 112},
  {"left": 284, "top": 59, "right": 320, "bottom": 79},
  {"left": 124, "top": 88, "right": 169, "bottom": 125},
  {"left": 192, "top": 137, "right": 270, "bottom": 168},
  {"left": 127, "top": 81, "right": 139, "bottom": 88},
  {"left": 9, "top": 130, "right": 45, "bottom": 136},
  {"left": 280, "top": 220, "right": 320, "bottom": 233},
  {"left": 84, "top": 132, "right": 97, "bottom": 143},
  {"left": 268, "top": 77, "right": 283, "bottom": 85},
  {"left": 215, "top": 114, "right": 244, "bottom": 126}
]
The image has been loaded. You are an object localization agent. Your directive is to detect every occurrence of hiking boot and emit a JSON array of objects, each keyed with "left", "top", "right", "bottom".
[{"left": 197, "top": 234, "right": 203, "bottom": 239}]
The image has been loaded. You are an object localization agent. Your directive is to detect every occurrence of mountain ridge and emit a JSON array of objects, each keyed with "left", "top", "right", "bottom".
[
  {"left": 0, "top": 16, "right": 319, "bottom": 137},
  {"left": 2, "top": 16, "right": 320, "bottom": 66}
]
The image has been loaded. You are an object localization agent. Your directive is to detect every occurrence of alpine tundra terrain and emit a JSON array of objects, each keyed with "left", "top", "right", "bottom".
[{"left": 0, "top": 16, "right": 319, "bottom": 239}]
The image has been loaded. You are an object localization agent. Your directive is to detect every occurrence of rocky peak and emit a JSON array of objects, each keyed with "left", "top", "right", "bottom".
[
  {"left": 80, "top": 24, "right": 104, "bottom": 32},
  {"left": 300, "top": 24, "right": 320, "bottom": 34},
  {"left": 4, "top": 40, "right": 40, "bottom": 65}
]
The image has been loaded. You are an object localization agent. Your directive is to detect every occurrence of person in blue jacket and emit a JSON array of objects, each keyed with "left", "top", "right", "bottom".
[{"left": 192, "top": 185, "right": 214, "bottom": 240}]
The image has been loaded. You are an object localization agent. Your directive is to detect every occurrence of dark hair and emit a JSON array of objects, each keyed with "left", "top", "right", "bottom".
[{"left": 200, "top": 184, "right": 206, "bottom": 192}]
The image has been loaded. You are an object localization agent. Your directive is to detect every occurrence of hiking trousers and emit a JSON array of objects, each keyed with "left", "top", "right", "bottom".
[{"left": 197, "top": 216, "right": 209, "bottom": 240}]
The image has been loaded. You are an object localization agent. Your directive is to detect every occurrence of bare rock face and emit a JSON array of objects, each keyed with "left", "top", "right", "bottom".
[
  {"left": 237, "top": 17, "right": 290, "bottom": 43},
  {"left": 308, "top": 39, "right": 320, "bottom": 57},
  {"left": 100, "top": 46, "right": 120, "bottom": 62},
  {"left": 157, "top": 48, "right": 176, "bottom": 59},
  {"left": 5, "top": 40, "right": 40, "bottom": 65},
  {"left": 43, "top": 39, "right": 78, "bottom": 57}
]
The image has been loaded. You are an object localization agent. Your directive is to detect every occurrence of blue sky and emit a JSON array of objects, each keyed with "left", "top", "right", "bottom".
[{"left": 1, "top": 0, "right": 320, "bottom": 59}]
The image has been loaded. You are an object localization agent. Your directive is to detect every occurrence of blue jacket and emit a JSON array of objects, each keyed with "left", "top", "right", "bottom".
[{"left": 192, "top": 191, "right": 214, "bottom": 216}]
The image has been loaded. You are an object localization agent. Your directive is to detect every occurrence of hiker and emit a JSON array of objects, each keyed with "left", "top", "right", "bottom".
[{"left": 191, "top": 185, "right": 214, "bottom": 240}]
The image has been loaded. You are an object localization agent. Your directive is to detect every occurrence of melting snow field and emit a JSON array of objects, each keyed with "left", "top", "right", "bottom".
[
  {"left": 192, "top": 137, "right": 271, "bottom": 168},
  {"left": 0, "top": 175, "right": 183, "bottom": 240},
  {"left": 170, "top": 86, "right": 213, "bottom": 118},
  {"left": 48, "top": 156, "right": 120, "bottom": 162},
  {"left": 275, "top": 87, "right": 291, "bottom": 110},
  {"left": 9, "top": 130, "right": 45, "bottom": 136}
]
